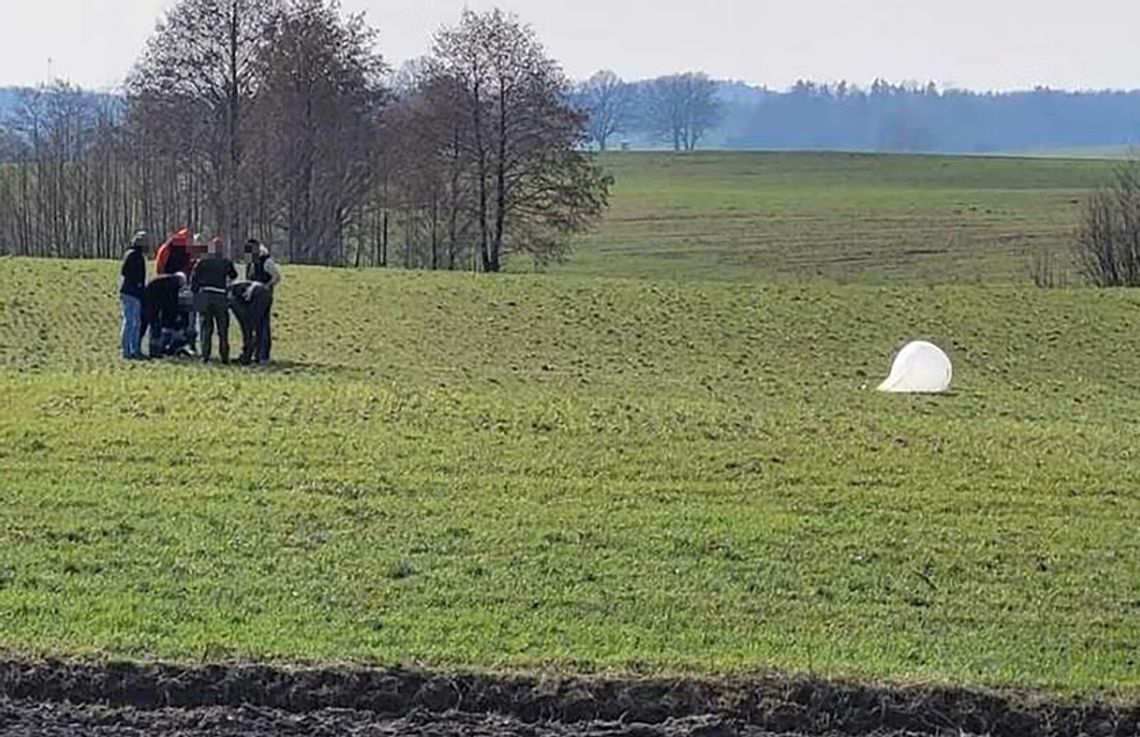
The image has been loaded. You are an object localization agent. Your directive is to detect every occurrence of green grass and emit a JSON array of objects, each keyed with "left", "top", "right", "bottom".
[
  {"left": 556, "top": 151, "right": 1116, "bottom": 284},
  {"left": 1, "top": 255, "right": 1138, "bottom": 697}
]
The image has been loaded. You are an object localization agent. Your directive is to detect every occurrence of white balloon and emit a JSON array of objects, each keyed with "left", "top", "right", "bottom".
[{"left": 878, "top": 341, "right": 953, "bottom": 394}]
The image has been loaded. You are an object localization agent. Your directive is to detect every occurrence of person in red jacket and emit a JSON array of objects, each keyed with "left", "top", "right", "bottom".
[{"left": 155, "top": 228, "right": 192, "bottom": 276}]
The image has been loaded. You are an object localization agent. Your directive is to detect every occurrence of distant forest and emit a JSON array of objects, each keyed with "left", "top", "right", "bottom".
[
  {"left": 4, "top": 77, "right": 1140, "bottom": 156},
  {"left": 575, "top": 76, "right": 1140, "bottom": 154},
  {"left": 711, "top": 80, "right": 1140, "bottom": 153}
]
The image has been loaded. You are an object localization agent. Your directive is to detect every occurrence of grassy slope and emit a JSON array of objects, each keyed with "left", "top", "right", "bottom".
[
  {"left": 1, "top": 257, "right": 1138, "bottom": 695},
  {"left": 557, "top": 152, "right": 1114, "bottom": 284}
]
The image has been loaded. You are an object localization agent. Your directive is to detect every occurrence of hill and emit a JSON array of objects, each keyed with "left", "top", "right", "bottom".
[
  {"left": 1, "top": 257, "right": 1138, "bottom": 696},
  {"left": 559, "top": 151, "right": 1114, "bottom": 284}
]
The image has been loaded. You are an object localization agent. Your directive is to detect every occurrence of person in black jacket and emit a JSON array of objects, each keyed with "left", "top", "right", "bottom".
[
  {"left": 245, "top": 240, "right": 281, "bottom": 362},
  {"left": 143, "top": 272, "right": 187, "bottom": 358},
  {"left": 191, "top": 237, "right": 238, "bottom": 364},
  {"left": 119, "top": 231, "right": 149, "bottom": 360}
]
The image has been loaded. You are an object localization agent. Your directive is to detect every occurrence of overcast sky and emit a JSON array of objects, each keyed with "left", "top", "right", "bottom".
[{"left": 2, "top": 0, "right": 1137, "bottom": 92}]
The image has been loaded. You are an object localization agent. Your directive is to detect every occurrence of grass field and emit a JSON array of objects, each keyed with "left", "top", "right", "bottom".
[
  {"left": 558, "top": 152, "right": 1116, "bottom": 284},
  {"left": 2, "top": 245, "right": 1139, "bottom": 696}
]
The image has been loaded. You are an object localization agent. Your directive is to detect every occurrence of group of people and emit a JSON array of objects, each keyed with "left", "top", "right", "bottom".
[{"left": 118, "top": 229, "right": 282, "bottom": 365}]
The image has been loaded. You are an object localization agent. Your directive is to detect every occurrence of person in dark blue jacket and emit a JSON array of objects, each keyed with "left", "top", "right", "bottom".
[{"left": 119, "top": 231, "right": 149, "bottom": 360}]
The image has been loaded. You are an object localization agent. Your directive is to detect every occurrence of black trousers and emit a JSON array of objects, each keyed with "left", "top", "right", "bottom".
[
  {"left": 256, "top": 310, "right": 272, "bottom": 362},
  {"left": 231, "top": 292, "right": 272, "bottom": 364},
  {"left": 199, "top": 291, "right": 230, "bottom": 362}
]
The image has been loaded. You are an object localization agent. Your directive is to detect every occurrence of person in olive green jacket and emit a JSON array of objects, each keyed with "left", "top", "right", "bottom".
[{"left": 190, "top": 237, "right": 238, "bottom": 364}]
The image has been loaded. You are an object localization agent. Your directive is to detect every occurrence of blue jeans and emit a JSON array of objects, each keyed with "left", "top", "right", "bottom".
[{"left": 120, "top": 294, "right": 142, "bottom": 358}]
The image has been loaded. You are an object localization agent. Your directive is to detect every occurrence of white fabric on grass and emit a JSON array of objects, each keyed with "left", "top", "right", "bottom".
[{"left": 878, "top": 341, "right": 952, "bottom": 394}]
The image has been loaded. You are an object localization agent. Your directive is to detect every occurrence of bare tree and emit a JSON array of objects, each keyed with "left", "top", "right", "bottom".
[
  {"left": 1077, "top": 157, "right": 1140, "bottom": 287},
  {"left": 576, "top": 70, "right": 630, "bottom": 151},
  {"left": 642, "top": 72, "right": 721, "bottom": 151},
  {"left": 0, "top": 82, "right": 115, "bottom": 257},
  {"left": 0, "top": 3, "right": 610, "bottom": 272},
  {"left": 250, "top": 0, "right": 386, "bottom": 264},
  {"left": 127, "top": 0, "right": 281, "bottom": 243},
  {"left": 432, "top": 9, "right": 610, "bottom": 272},
  {"left": 387, "top": 66, "right": 477, "bottom": 270}
]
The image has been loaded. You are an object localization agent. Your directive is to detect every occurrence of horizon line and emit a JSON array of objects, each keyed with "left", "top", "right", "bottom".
[{"left": 5, "top": 75, "right": 1140, "bottom": 97}]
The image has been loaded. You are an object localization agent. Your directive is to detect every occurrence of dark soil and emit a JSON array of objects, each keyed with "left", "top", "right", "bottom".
[
  {"left": 0, "top": 660, "right": 1135, "bottom": 737},
  {"left": 0, "top": 699, "right": 927, "bottom": 737}
]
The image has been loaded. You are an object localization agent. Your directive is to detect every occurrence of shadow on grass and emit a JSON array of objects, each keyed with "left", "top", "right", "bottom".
[
  {"left": 243, "top": 358, "right": 360, "bottom": 377},
  {"left": 153, "top": 355, "right": 362, "bottom": 378}
]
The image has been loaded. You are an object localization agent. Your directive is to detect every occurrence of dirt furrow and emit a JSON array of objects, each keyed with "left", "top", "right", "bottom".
[{"left": 0, "top": 660, "right": 1133, "bottom": 737}]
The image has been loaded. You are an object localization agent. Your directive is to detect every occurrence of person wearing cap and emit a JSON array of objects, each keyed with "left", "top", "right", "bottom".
[
  {"left": 118, "top": 231, "right": 149, "bottom": 360},
  {"left": 191, "top": 237, "right": 238, "bottom": 364},
  {"left": 228, "top": 279, "right": 274, "bottom": 365},
  {"left": 244, "top": 240, "right": 281, "bottom": 362},
  {"left": 143, "top": 271, "right": 187, "bottom": 358}
]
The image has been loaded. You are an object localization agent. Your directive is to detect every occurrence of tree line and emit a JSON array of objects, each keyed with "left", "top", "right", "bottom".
[
  {"left": 573, "top": 71, "right": 723, "bottom": 152},
  {"left": 574, "top": 75, "right": 1140, "bottom": 153},
  {"left": 0, "top": 0, "right": 610, "bottom": 270}
]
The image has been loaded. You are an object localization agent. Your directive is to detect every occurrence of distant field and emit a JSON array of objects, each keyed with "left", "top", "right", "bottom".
[
  {"left": 557, "top": 151, "right": 1116, "bottom": 284},
  {"left": 1, "top": 257, "right": 1138, "bottom": 696},
  {"left": 999, "top": 145, "right": 1134, "bottom": 159}
]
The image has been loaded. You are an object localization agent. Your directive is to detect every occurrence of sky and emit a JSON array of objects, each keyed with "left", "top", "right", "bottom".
[{"left": 2, "top": 0, "right": 1138, "bottom": 92}]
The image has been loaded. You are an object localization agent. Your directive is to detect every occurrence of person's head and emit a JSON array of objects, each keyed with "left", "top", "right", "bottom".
[
  {"left": 211, "top": 237, "right": 225, "bottom": 255},
  {"left": 188, "top": 232, "right": 208, "bottom": 260},
  {"left": 171, "top": 228, "right": 190, "bottom": 248},
  {"left": 245, "top": 239, "right": 260, "bottom": 261},
  {"left": 131, "top": 231, "right": 149, "bottom": 251}
]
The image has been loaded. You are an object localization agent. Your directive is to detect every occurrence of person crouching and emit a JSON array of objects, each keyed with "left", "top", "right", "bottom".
[
  {"left": 228, "top": 280, "right": 273, "bottom": 365},
  {"left": 143, "top": 271, "right": 186, "bottom": 358}
]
